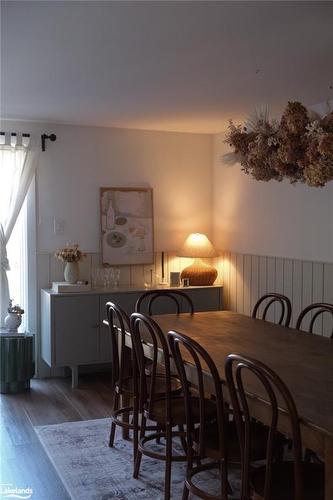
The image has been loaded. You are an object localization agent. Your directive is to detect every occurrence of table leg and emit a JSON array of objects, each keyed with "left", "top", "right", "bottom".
[
  {"left": 325, "top": 436, "right": 333, "bottom": 500},
  {"left": 71, "top": 365, "right": 78, "bottom": 389}
]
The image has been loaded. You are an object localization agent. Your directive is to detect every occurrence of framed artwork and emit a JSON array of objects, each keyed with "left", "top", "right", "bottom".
[{"left": 100, "top": 187, "right": 154, "bottom": 265}]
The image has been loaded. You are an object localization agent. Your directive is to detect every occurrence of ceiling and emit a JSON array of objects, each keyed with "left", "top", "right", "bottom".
[{"left": 1, "top": 1, "right": 333, "bottom": 133}]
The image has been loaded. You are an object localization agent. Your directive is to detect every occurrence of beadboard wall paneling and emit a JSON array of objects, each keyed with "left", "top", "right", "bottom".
[
  {"left": 37, "top": 250, "right": 333, "bottom": 377},
  {"left": 216, "top": 252, "right": 333, "bottom": 337}
]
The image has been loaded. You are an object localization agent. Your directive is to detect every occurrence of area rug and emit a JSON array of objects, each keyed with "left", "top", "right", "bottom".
[{"left": 35, "top": 418, "right": 240, "bottom": 499}]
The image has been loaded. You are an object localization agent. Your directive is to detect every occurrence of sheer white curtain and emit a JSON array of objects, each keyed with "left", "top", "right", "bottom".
[{"left": 0, "top": 145, "right": 39, "bottom": 326}]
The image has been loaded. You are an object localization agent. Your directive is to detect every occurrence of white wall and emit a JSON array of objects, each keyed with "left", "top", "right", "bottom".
[
  {"left": 3, "top": 120, "right": 213, "bottom": 376},
  {"left": 3, "top": 121, "right": 213, "bottom": 253},
  {"left": 213, "top": 134, "right": 333, "bottom": 263}
]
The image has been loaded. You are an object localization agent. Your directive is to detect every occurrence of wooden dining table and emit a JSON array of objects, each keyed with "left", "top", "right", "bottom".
[{"left": 122, "top": 310, "right": 333, "bottom": 500}]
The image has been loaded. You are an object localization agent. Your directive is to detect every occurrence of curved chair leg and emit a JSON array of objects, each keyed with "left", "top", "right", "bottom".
[
  {"left": 178, "top": 424, "right": 187, "bottom": 453},
  {"left": 164, "top": 425, "right": 172, "bottom": 500},
  {"left": 122, "top": 392, "right": 131, "bottom": 439},
  {"left": 156, "top": 424, "right": 161, "bottom": 444},
  {"left": 182, "top": 484, "right": 189, "bottom": 500},
  {"left": 220, "top": 460, "right": 228, "bottom": 499},
  {"left": 132, "top": 395, "right": 139, "bottom": 466},
  {"left": 133, "top": 415, "right": 146, "bottom": 478},
  {"left": 109, "top": 392, "right": 120, "bottom": 447}
]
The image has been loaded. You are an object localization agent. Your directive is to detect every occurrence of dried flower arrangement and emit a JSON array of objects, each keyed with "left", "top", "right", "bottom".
[
  {"left": 55, "top": 244, "right": 86, "bottom": 263},
  {"left": 225, "top": 101, "right": 333, "bottom": 187},
  {"left": 8, "top": 299, "right": 24, "bottom": 315}
]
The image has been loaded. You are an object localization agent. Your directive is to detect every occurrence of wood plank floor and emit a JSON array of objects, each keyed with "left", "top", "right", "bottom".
[{"left": 0, "top": 373, "right": 113, "bottom": 500}]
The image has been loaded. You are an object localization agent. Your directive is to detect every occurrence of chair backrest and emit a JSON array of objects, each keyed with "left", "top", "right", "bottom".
[
  {"left": 135, "top": 289, "right": 194, "bottom": 316},
  {"left": 105, "top": 301, "right": 132, "bottom": 391},
  {"left": 225, "top": 354, "right": 303, "bottom": 500},
  {"left": 252, "top": 293, "right": 292, "bottom": 327},
  {"left": 168, "top": 330, "right": 229, "bottom": 500},
  {"left": 296, "top": 302, "right": 333, "bottom": 338},
  {"left": 130, "top": 312, "right": 172, "bottom": 418}
]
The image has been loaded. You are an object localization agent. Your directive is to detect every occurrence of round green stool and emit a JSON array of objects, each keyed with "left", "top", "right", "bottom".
[{"left": 0, "top": 330, "right": 35, "bottom": 394}]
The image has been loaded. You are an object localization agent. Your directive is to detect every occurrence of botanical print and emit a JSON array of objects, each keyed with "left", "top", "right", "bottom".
[{"left": 100, "top": 187, "right": 154, "bottom": 265}]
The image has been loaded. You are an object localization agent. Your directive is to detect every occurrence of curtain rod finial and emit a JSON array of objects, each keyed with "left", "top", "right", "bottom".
[{"left": 41, "top": 133, "right": 57, "bottom": 152}]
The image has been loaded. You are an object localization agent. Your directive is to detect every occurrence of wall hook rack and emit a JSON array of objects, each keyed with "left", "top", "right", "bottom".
[{"left": 41, "top": 133, "right": 57, "bottom": 151}]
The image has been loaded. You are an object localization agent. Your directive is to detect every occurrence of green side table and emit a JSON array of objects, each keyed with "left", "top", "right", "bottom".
[{"left": 0, "top": 329, "right": 35, "bottom": 394}]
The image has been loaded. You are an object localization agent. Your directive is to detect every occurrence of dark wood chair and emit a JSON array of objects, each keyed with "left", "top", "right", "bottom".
[
  {"left": 105, "top": 302, "right": 138, "bottom": 453},
  {"left": 252, "top": 293, "right": 292, "bottom": 327},
  {"left": 135, "top": 289, "right": 194, "bottom": 315},
  {"left": 168, "top": 331, "right": 283, "bottom": 500},
  {"left": 225, "top": 354, "right": 324, "bottom": 500},
  {"left": 168, "top": 330, "right": 230, "bottom": 499},
  {"left": 296, "top": 302, "right": 333, "bottom": 338},
  {"left": 105, "top": 302, "right": 178, "bottom": 463},
  {"left": 130, "top": 312, "right": 214, "bottom": 500},
  {"left": 295, "top": 302, "right": 333, "bottom": 462}
]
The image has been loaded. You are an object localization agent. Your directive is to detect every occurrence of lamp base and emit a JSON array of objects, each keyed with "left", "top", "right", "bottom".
[{"left": 181, "top": 258, "right": 217, "bottom": 286}]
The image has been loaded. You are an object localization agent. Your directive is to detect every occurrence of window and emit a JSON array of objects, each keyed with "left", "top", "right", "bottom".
[
  {"left": 0, "top": 146, "right": 29, "bottom": 330},
  {"left": 6, "top": 201, "right": 28, "bottom": 330}
]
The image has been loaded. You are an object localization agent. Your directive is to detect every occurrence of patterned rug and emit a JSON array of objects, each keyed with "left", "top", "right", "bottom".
[{"left": 35, "top": 418, "right": 241, "bottom": 499}]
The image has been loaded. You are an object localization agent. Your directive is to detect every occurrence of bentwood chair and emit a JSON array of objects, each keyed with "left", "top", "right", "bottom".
[
  {"left": 106, "top": 302, "right": 180, "bottom": 462},
  {"left": 130, "top": 313, "right": 216, "bottom": 500},
  {"left": 296, "top": 302, "right": 333, "bottom": 338},
  {"left": 105, "top": 302, "right": 138, "bottom": 452},
  {"left": 135, "top": 289, "right": 194, "bottom": 316},
  {"left": 169, "top": 332, "right": 283, "bottom": 500},
  {"left": 225, "top": 354, "right": 324, "bottom": 500},
  {"left": 252, "top": 293, "right": 292, "bottom": 327}
]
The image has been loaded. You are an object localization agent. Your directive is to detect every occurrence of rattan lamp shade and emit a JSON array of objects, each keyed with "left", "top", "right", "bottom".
[{"left": 178, "top": 233, "right": 218, "bottom": 286}]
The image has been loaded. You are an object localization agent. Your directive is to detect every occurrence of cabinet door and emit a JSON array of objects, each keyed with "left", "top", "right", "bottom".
[
  {"left": 184, "top": 288, "right": 221, "bottom": 312},
  {"left": 54, "top": 296, "right": 100, "bottom": 366}
]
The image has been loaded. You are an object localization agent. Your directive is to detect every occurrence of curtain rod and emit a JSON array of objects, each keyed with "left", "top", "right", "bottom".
[
  {"left": 0, "top": 131, "right": 57, "bottom": 150},
  {"left": 0, "top": 132, "right": 30, "bottom": 147}
]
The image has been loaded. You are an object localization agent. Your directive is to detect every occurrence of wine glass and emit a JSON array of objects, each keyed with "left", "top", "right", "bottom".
[
  {"left": 91, "top": 268, "right": 100, "bottom": 288},
  {"left": 113, "top": 267, "right": 120, "bottom": 287}
]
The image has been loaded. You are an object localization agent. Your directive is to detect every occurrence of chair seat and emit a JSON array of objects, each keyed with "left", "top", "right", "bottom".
[
  {"left": 116, "top": 374, "right": 181, "bottom": 396},
  {"left": 251, "top": 461, "right": 324, "bottom": 500},
  {"left": 147, "top": 396, "right": 217, "bottom": 426},
  {"left": 194, "top": 420, "right": 283, "bottom": 462}
]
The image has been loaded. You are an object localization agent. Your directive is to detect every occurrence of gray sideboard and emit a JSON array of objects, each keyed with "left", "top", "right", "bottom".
[{"left": 41, "top": 285, "right": 223, "bottom": 387}]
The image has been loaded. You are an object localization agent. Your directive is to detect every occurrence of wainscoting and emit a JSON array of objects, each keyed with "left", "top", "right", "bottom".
[
  {"left": 214, "top": 252, "right": 333, "bottom": 337},
  {"left": 38, "top": 250, "right": 333, "bottom": 334},
  {"left": 36, "top": 250, "right": 333, "bottom": 376}
]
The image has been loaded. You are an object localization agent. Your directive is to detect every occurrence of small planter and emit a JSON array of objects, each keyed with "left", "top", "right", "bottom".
[{"left": 4, "top": 312, "right": 22, "bottom": 332}]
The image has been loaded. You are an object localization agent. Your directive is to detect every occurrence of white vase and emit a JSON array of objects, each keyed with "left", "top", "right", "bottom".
[
  {"left": 64, "top": 261, "right": 79, "bottom": 284},
  {"left": 4, "top": 312, "right": 22, "bottom": 332}
]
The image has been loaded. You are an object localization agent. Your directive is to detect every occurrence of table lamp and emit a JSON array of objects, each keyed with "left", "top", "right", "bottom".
[{"left": 178, "top": 233, "right": 218, "bottom": 286}]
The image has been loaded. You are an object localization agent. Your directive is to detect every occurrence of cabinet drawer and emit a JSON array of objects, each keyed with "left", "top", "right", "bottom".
[{"left": 185, "top": 288, "right": 221, "bottom": 312}]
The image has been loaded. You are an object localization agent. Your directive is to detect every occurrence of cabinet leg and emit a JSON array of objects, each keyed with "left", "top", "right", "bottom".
[{"left": 71, "top": 366, "right": 78, "bottom": 388}]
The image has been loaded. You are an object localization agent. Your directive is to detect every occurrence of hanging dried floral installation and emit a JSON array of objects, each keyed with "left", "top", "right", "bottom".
[{"left": 225, "top": 101, "right": 333, "bottom": 187}]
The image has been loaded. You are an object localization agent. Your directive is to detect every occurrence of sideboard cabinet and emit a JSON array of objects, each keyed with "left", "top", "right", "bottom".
[{"left": 41, "top": 285, "right": 222, "bottom": 387}]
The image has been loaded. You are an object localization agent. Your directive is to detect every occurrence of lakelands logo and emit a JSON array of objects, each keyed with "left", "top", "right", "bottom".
[{"left": 0, "top": 484, "right": 33, "bottom": 499}]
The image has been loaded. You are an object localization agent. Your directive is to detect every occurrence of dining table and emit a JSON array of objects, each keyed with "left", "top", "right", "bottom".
[{"left": 120, "top": 309, "right": 333, "bottom": 500}]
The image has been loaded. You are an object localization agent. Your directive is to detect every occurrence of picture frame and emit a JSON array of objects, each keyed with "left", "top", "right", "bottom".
[
  {"left": 100, "top": 187, "right": 154, "bottom": 266},
  {"left": 170, "top": 272, "right": 180, "bottom": 287}
]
